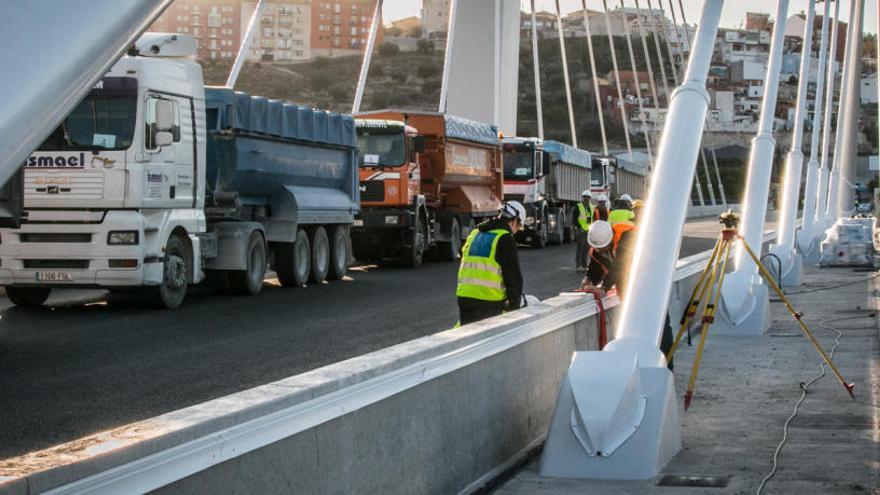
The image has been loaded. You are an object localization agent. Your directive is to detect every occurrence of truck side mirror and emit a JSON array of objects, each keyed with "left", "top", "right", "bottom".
[
  {"left": 154, "top": 131, "right": 174, "bottom": 147},
  {"left": 155, "top": 99, "right": 174, "bottom": 131},
  {"left": 412, "top": 136, "right": 426, "bottom": 154}
]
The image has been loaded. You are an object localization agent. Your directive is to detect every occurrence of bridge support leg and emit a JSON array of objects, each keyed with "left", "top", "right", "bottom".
[{"left": 540, "top": 0, "right": 723, "bottom": 479}]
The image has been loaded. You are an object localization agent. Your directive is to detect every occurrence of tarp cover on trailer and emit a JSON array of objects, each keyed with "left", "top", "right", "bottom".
[
  {"left": 204, "top": 87, "right": 356, "bottom": 148},
  {"left": 543, "top": 140, "right": 591, "bottom": 168},
  {"left": 444, "top": 114, "right": 499, "bottom": 146}
]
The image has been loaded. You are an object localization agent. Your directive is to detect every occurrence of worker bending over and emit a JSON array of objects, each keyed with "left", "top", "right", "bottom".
[
  {"left": 574, "top": 190, "right": 594, "bottom": 271},
  {"left": 456, "top": 201, "right": 526, "bottom": 326},
  {"left": 583, "top": 210, "right": 674, "bottom": 369}
]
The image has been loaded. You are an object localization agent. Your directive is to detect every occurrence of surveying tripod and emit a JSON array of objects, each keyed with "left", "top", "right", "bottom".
[{"left": 665, "top": 211, "right": 855, "bottom": 411}]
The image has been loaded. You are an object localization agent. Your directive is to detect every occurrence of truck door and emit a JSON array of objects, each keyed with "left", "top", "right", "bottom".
[
  {"left": 143, "top": 94, "right": 183, "bottom": 208},
  {"left": 170, "top": 96, "right": 196, "bottom": 208}
]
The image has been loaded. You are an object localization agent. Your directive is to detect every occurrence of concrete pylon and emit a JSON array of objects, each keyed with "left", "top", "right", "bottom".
[
  {"left": 540, "top": 0, "right": 724, "bottom": 480},
  {"left": 440, "top": 0, "right": 520, "bottom": 136},
  {"left": 713, "top": 0, "right": 790, "bottom": 336},
  {"left": 769, "top": 0, "right": 816, "bottom": 287}
]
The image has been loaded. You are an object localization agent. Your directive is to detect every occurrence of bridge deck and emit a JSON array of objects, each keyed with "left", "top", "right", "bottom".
[{"left": 498, "top": 264, "right": 880, "bottom": 494}]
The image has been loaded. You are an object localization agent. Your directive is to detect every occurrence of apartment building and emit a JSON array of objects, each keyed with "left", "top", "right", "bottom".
[
  {"left": 151, "top": 0, "right": 243, "bottom": 61},
  {"left": 311, "top": 0, "right": 381, "bottom": 58},
  {"left": 421, "top": 0, "right": 450, "bottom": 39},
  {"left": 242, "top": 1, "right": 311, "bottom": 62}
]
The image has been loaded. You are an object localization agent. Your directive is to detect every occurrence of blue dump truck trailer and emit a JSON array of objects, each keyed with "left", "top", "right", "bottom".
[
  {"left": 203, "top": 87, "right": 359, "bottom": 294},
  {"left": 502, "top": 137, "right": 591, "bottom": 247}
]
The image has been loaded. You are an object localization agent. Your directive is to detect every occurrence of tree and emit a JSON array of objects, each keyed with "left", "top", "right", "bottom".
[
  {"left": 409, "top": 26, "right": 424, "bottom": 39},
  {"left": 379, "top": 42, "right": 400, "bottom": 57},
  {"left": 417, "top": 39, "right": 434, "bottom": 53}
]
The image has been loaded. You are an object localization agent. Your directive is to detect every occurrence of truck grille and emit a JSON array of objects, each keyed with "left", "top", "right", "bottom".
[
  {"left": 360, "top": 180, "right": 385, "bottom": 202},
  {"left": 20, "top": 233, "right": 92, "bottom": 243},
  {"left": 23, "top": 259, "right": 90, "bottom": 269}
]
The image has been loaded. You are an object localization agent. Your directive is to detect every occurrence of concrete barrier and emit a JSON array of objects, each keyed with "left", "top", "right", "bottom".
[
  {"left": 686, "top": 203, "right": 741, "bottom": 219},
  {"left": 0, "top": 229, "right": 784, "bottom": 495}
]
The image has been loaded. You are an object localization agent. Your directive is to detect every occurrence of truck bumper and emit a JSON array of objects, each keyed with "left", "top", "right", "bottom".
[
  {"left": 352, "top": 208, "right": 415, "bottom": 230},
  {"left": 0, "top": 210, "right": 162, "bottom": 288}
]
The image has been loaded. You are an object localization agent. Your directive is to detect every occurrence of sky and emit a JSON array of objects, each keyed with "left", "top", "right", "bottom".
[{"left": 382, "top": 0, "right": 878, "bottom": 35}]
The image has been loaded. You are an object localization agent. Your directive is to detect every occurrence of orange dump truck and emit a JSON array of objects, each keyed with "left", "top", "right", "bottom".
[{"left": 352, "top": 110, "right": 503, "bottom": 267}]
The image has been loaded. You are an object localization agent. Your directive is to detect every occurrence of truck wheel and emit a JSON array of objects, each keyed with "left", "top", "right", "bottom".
[
  {"left": 404, "top": 216, "right": 426, "bottom": 268},
  {"left": 229, "top": 231, "right": 266, "bottom": 295},
  {"left": 6, "top": 287, "right": 51, "bottom": 308},
  {"left": 309, "top": 227, "right": 330, "bottom": 283},
  {"left": 441, "top": 218, "right": 461, "bottom": 262},
  {"left": 531, "top": 211, "right": 548, "bottom": 248},
  {"left": 550, "top": 209, "right": 565, "bottom": 246},
  {"left": 281, "top": 229, "right": 311, "bottom": 287},
  {"left": 328, "top": 225, "right": 350, "bottom": 280},
  {"left": 155, "top": 234, "right": 189, "bottom": 309}
]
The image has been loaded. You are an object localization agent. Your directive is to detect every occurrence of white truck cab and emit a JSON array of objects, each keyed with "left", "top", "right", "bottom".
[{"left": 0, "top": 34, "right": 208, "bottom": 307}]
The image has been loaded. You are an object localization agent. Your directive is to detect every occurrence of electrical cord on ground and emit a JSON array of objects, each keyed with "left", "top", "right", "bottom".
[{"left": 755, "top": 314, "right": 874, "bottom": 495}]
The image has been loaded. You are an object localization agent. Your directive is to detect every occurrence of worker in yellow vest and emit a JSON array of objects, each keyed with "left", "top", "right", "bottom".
[
  {"left": 574, "top": 190, "right": 594, "bottom": 271},
  {"left": 608, "top": 193, "right": 636, "bottom": 226},
  {"left": 456, "top": 201, "right": 526, "bottom": 325}
]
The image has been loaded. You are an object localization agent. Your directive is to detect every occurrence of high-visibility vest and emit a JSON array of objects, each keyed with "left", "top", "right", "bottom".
[
  {"left": 576, "top": 202, "right": 594, "bottom": 231},
  {"left": 456, "top": 229, "right": 509, "bottom": 302},
  {"left": 608, "top": 208, "right": 635, "bottom": 226},
  {"left": 612, "top": 223, "right": 636, "bottom": 251}
]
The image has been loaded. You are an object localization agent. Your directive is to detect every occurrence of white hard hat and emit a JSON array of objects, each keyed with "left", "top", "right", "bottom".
[
  {"left": 588, "top": 221, "right": 613, "bottom": 248},
  {"left": 620, "top": 193, "right": 633, "bottom": 203},
  {"left": 596, "top": 194, "right": 608, "bottom": 203},
  {"left": 581, "top": 189, "right": 592, "bottom": 197},
  {"left": 501, "top": 200, "right": 527, "bottom": 224}
]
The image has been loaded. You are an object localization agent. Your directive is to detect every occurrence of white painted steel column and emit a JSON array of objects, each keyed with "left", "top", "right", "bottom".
[
  {"left": 556, "top": 0, "right": 578, "bottom": 147},
  {"left": 770, "top": 0, "right": 816, "bottom": 285},
  {"left": 530, "top": 0, "right": 544, "bottom": 140},
  {"left": 437, "top": 0, "right": 457, "bottom": 112},
  {"left": 832, "top": 0, "right": 864, "bottom": 217},
  {"left": 716, "top": 0, "right": 789, "bottom": 334},
  {"left": 226, "top": 0, "right": 265, "bottom": 89},
  {"left": 581, "top": 0, "right": 609, "bottom": 154},
  {"left": 613, "top": 0, "right": 723, "bottom": 359},
  {"left": 826, "top": 0, "right": 857, "bottom": 221},
  {"left": 798, "top": 0, "right": 833, "bottom": 252},
  {"left": 351, "top": 0, "right": 382, "bottom": 113},
  {"left": 817, "top": 0, "right": 842, "bottom": 228}
]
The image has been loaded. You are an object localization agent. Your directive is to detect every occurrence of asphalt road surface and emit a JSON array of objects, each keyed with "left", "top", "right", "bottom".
[{"left": 0, "top": 224, "right": 719, "bottom": 459}]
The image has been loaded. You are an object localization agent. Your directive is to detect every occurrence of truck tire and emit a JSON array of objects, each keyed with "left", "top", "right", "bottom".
[
  {"left": 309, "top": 226, "right": 330, "bottom": 283},
  {"left": 327, "top": 225, "right": 351, "bottom": 280},
  {"left": 6, "top": 287, "right": 51, "bottom": 308},
  {"left": 154, "top": 234, "right": 190, "bottom": 309},
  {"left": 229, "top": 231, "right": 267, "bottom": 295},
  {"left": 276, "top": 229, "right": 311, "bottom": 287},
  {"left": 440, "top": 218, "right": 461, "bottom": 262},
  {"left": 404, "top": 215, "right": 426, "bottom": 268},
  {"left": 531, "top": 210, "right": 548, "bottom": 248},
  {"left": 550, "top": 208, "right": 565, "bottom": 246}
]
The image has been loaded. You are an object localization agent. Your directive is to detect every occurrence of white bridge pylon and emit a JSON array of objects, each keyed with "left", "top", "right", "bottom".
[{"left": 440, "top": 0, "right": 521, "bottom": 136}]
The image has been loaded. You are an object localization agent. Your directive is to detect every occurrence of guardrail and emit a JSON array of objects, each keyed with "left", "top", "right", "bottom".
[{"left": 0, "top": 229, "right": 783, "bottom": 495}]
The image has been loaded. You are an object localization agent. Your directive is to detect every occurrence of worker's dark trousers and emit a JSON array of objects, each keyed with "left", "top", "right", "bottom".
[
  {"left": 575, "top": 229, "right": 589, "bottom": 268},
  {"left": 458, "top": 297, "right": 505, "bottom": 326}
]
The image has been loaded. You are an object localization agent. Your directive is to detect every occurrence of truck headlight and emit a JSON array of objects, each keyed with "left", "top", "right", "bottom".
[
  {"left": 524, "top": 216, "right": 536, "bottom": 226},
  {"left": 107, "top": 231, "right": 139, "bottom": 245}
]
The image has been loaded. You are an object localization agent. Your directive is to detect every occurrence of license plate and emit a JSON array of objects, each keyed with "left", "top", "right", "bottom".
[
  {"left": 353, "top": 219, "right": 364, "bottom": 227},
  {"left": 35, "top": 271, "right": 73, "bottom": 282}
]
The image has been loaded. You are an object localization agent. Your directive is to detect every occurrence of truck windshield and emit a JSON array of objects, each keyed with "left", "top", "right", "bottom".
[
  {"left": 39, "top": 77, "right": 138, "bottom": 152},
  {"left": 356, "top": 132, "right": 406, "bottom": 167},
  {"left": 503, "top": 150, "right": 534, "bottom": 180},
  {"left": 591, "top": 164, "right": 605, "bottom": 186}
]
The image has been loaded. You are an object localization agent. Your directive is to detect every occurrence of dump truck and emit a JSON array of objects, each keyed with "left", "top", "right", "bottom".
[
  {"left": 502, "top": 137, "right": 592, "bottom": 247},
  {"left": 591, "top": 154, "right": 618, "bottom": 199},
  {"left": 0, "top": 33, "right": 359, "bottom": 308},
  {"left": 351, "top": 111, "right": 503, "bottom": 267}
]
